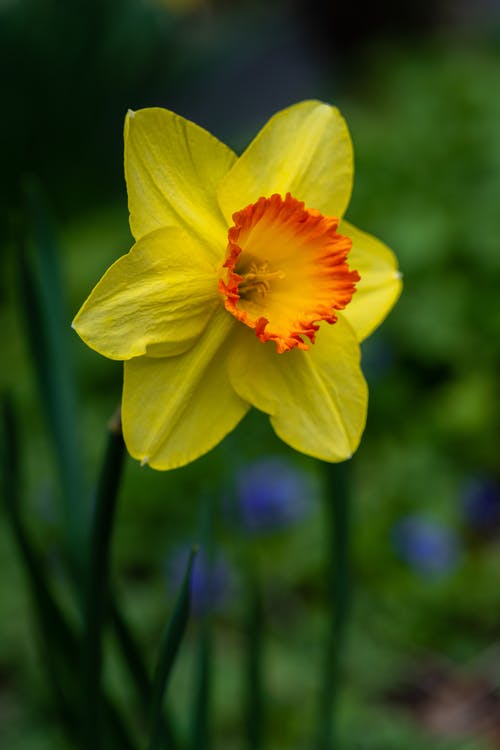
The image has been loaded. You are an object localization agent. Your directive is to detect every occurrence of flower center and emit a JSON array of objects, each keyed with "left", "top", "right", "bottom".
[{"left": 218, "top": 193, "right": 360, "bottom": 353}]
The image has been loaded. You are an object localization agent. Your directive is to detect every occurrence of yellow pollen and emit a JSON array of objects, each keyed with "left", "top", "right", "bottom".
[{"left": 218, "top": 193, "right": 359, "bottom": 353}]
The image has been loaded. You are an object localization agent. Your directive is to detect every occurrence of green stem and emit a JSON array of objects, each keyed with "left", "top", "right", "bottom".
[
  {"left": 17, "top": 181, "right": 88, "bottom": 571},
  {"left": 82, "top": 412, "right": 126, "bottom": 750},
  {"left": 191, "top": 492, "right": 215, "bottom": 750},
  {"left": 245, "top": 570, "right": 264, "bottom": 750},
  {"left": 1, "top": 395, "right": 137, "bottom": 750},
  {"left": 147, "top": 546, "right": 197, "bottom": 750},
  {"left": 317, "top": 460, "right": 352, "bottom": 750},
  {"left": 191, "top": 615, "right": 213, "bottom": 750},
  {"left": 110, "top": 601, "right": 179, "bottom": 749}
]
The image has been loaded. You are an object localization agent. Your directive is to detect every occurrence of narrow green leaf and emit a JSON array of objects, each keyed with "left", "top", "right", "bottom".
[
  {"left": 81, "top": 410, "right": 126, "bottom": 750},
  {"left": 316, "top": 460, "right": 352, "bottom": 750},
  {"left": 1, "top": 394, "right": 72, "bottom": 652},
  {"left": 147, "top": 546, "right": 198, "bottom": 750},
  {"left": 0, "top": 395, "right": 138, "bottom": 750},
  {"left": 1, "top": 393, "right": 19, "bottom": 502},
  {"left": 244, "top": 572, "right": 265, "bottom": 750},
  {"left": 191, "top": 493, "right": 215, "bottom": 750},
  {"left": 110, "top": 601, "right": 179, "bottom": 750},
  {"left": 16, "top": 179, "right": 88, "bottom": 569},
  {"left": 191, "top": 616, "right": 213, "bottom": 750}
]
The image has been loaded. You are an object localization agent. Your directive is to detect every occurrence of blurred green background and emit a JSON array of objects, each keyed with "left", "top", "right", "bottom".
[{"left": 2, "top": 0, "right": 500, "bottom": 748}]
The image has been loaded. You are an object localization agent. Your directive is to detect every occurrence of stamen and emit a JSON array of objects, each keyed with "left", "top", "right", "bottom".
[{"left": 239, "top": 262, "right": 286, "bottom": 297}]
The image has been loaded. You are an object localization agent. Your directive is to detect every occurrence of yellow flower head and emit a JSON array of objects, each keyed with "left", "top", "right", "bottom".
[{"left": 73, "top": 101, "right": 401, "bottom": 470}]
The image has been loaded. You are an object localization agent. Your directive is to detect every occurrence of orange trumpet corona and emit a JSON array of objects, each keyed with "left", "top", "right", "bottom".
[{"left": 219, "top": 193, "right": 360, "bottom": 353}]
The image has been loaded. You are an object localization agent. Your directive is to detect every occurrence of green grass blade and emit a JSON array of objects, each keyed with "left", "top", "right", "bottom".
[
  {"left": 244, "top": 572, "right": 265, "bottom": 750},
  {"left": 190, "top": 493, "right": 215, "bottom": 750},
  {"left": 191, "top": 616, "right": 213, "bottom": 750},
  {"left": 81, "top": 411, "right": 126, "bottom": 750},
  {"left": 110, "top": 601, "right": 180, "bottom": 750},
  {"left": 316, "top": 460, "right": 352, "bottom": 750},
  {"left": 16, "top": 180, "right": 88, "bottom": 569},
  {"left": 1, "top": 394, "right": 138, "bottom": 750},
  {"left": 147, "top": 546, "right": 197, "bottom": 750},
  {"left": 1, "top": 394, "right": 73, "bottom": 652}
]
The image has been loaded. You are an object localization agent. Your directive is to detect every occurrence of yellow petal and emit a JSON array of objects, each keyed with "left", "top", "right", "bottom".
[
  {"left": 217, "top": 100, "right": 353, "bottom": 223},
  {"left": 72, "top": 226, "right": 219, "bottom": 360},
  {"left": 228, "top": 315, "right": 368, "bottom": 461},
  {"left": 125, "top": 107, "right": 236, "bottom": 252},
  {"left": 340, "top": 220, "right": 402, "bottom": 342},
  {"left": 122, "top": 306, "right": 249, "bottom": 470}
]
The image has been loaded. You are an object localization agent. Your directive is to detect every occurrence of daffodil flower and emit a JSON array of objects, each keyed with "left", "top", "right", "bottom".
[{"left": 73, "top": 101, "right": 401, "bottom": 470}]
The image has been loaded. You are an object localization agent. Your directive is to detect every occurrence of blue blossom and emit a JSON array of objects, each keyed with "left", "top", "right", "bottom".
[
  {"left": 462, "top": 476, "right": 500, "bottom": 532},
  {"left": 234, "top": 456, "right": 315, "bottom": 533},
  {"left": 392, "top": 515, "right": 461, "bottom": 575}
]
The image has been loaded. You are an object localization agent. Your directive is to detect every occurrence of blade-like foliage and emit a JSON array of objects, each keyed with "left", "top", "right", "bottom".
[{"left": 148, "top": 546, "right": 198, "bottom": 750}]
